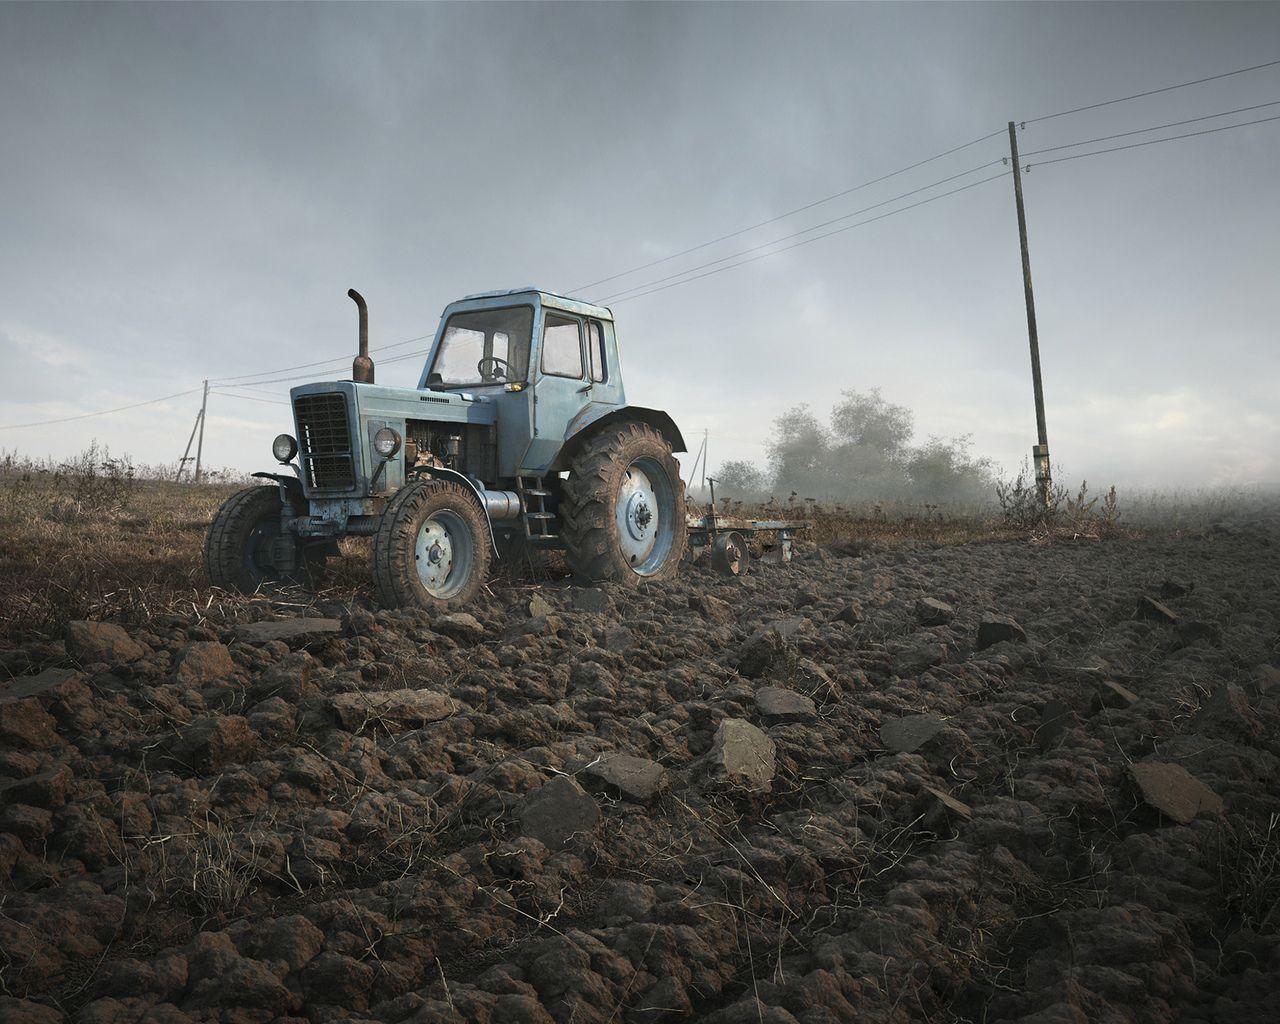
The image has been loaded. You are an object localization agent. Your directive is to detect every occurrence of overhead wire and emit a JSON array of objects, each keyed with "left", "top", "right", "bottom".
[
  {"left": 210, "top": 332, "right": 433, "bottom": 384},
  {"left": 1023, "top": 57, "right": 1280, "bottom": 124},
  {"left": 1026, "top": 111, "right": 1280, "bottom": 169},
  {"left": 0, "top": 387, "right": 204, "bottom": 430}
]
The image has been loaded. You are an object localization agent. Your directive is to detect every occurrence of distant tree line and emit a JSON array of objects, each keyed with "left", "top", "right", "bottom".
[{"left": 714, "top": 389, "right": 997, "bottom": 505}]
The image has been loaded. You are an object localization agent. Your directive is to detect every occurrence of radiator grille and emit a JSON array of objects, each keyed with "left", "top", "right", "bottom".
[{"left": 294, "top": 393, "right": 355, "bottom": 491}]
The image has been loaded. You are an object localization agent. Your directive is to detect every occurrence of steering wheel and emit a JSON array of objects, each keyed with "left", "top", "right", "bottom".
[{"left": 477, "top": 355, "right": 512, "bottom": 381}]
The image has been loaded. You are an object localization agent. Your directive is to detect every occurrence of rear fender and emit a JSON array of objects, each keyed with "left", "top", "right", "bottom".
[{"left": 560, "top": 406, "right": 687, "bottom": 468}]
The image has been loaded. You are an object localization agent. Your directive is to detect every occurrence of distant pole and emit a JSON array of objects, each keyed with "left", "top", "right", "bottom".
[
  {"left": 193, "top": 379, "right": 209, "bottom": 483},
  {"left": 701, "top": 429, "right": 708, "bottom": 493},
  {"left": 1007, "top": 121, "right": 1052, "bottom": 506},
  {"left": 175, "top": 404, "right": 202, "bottom": 482}
]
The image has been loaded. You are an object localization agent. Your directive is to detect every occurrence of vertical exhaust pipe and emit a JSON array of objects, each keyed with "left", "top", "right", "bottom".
[{"left": 348, "top": 288, "right": 374, "bottom": 384}]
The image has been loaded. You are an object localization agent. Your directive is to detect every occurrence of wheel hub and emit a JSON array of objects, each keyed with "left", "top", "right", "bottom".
[
  {"left": 415, "top": 520, "right": 455, "bottom": 592},
  {"left": 617, "top": 466, "right": 661, "bottom": 565}
]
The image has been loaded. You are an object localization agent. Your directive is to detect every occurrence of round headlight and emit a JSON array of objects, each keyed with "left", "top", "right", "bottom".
[
  {"left": 373, "top": 427, "right": 401, "bottom": 458},
  {"left": 272, "top": 434, "right": 298, "bottom": 462}
]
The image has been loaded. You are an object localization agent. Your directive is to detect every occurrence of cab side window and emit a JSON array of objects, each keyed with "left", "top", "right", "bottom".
[
  {"left": 542, "top": 315, "right": 584, "bottom": 378},
  {"left": 587, "top": 320, "right": 607, "bottom": 383}
]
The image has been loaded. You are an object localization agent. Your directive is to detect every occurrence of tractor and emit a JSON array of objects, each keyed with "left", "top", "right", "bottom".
[{"left": 206, "top": 288, "right": 689, "bottom": 607}]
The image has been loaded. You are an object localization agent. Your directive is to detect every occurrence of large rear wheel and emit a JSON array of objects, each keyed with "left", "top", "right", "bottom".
[
  {"left": 371, "top": 480, "right": 491, "bottom": 609},
  {"left": 561, "top": 422, "right": 687, "bottom": 586},
  {"left": 205, "top": 485, "right": 323, "bottom": 592}
]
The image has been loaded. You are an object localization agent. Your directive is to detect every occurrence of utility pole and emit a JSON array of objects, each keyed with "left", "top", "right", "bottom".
[
  {"left": 175, "top": 404, "right": 203, "bottom": 482},
  {"left": 1007, "top": 121, "right": 1052, "bottom": 506},
  {"left": 193, "top": 379, "right": 209, "bottom": 483},
  {"left": 701, "top": 429, "right": 708, "bottom": 494}
]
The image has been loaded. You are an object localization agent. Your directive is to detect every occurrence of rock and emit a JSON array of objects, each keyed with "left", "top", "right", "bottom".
[
  {"left": 738, "top": 619, "right": 810, "bottom": 679},
  {"left": 1190, "top": 684, "right": 1260, "bottom": 739},
  {"left": 709, "top": 719, "right": 776, "bottom": 792},
  {"left": 0, "top": 803, "right": 53, "bottom": 843},
  {"left": 602, "top": 626, "right": 634, "bottom": 653},
  {"left": 754, "top": 686, "right": 817, "bottom": 722},
  {"left": 0, "top": 766, "right": 72, "bottom": 809},
  {"left": 173, "top": 642, "right": 237, "bottom": 686},
  {"left": 1037, "top": 699, "right": 1073, "bottom": 750},
  {"left": 1092, "top": 680, "right": 1139, "bottom": 710},
  {"left": 756, "top": 617, "right": 812, "bottom": 641},
  {"left": 331, "top": 689, "right": 457, "bottom": 731},
  {"left": 1133, "top": 596, "right": 1178, "bottom": 624},
  {"left": 922, "top": 785, "right": 972, "bottom": 824},
  {"left": 1130, "top": 762, "right": 1223, "bottom": 824},
  {"left": 689, "top": 593, "right": 733, "bottom": 625},
  {"left": 528, "top": 594, "right": 555, "bottom": 618},
  {"left": 1175, "top": 620, "right": 1222, "bottom": 647},
  {"left": 892, "top": 640, "right": 947, "bottom": 675},
  {"left": 232, "top": 618, "right": 341, "bottom": 644},
  {"left": 570, "top": 588, "right": 613, "bottom": 615},
  {"left": 583, "top": 753, "right": 667, "bottom": 803},
  {"left": 1159, "top": 579, "right": 1191, "bottom": 598},
  {"left": 976, "top": 616, "right": 1027, "bottom": 649},
  {"left": 65, "top": 620, "right": 146, "bottom": 666},
  {"left": 831, "top": 601, "right": 863, "bottom": 625},
  {"left": 879, "top": 714, "right": 945, "bottom": 754},
  {"left": 174, "top": 715, "right": 258, "bottom": 772},
  {"left": 0, "top": 696, "right": 61, "bottom": 749},
  {"left": 915, "top": 598, "right": 955, "bottom": 626},
  {"left": 517, "top": 775, "right": 600, "bottom": 849},
  {"left": 434, "top": 613, "right": 485, "bottom": 643},
  {"left": 260, "top": 914, "right": 325, "bottom": 972}
]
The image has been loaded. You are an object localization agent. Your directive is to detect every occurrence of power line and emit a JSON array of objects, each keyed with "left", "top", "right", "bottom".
[
  {"left": 571, "top": 128, "right": 1006, "bottom": 293},
  {"left": 1021, "top": 99, "right": 1280, "bottom": 157},
  {"left": 1026, "top": 111, "right": 1280, "bottom": 169},
  {"left": 595, "top": 157, "right": 1005, "bottom": 304},
  {"left": 611, "top": 170, "right": 1010, "bottom": 305},
  {"left": 0, "top": 387, "right": 203, "bottom": 431},
  {"left": 217, "top": 346, "right": 434, "bottom": 388},
  {"left": 214, "top": 391, "right": 292, "bottom": 408},
  {"left": 1025, "top": 57, "right": 1280, "bottom": 125},
  {"left": 210, "top": 332, "right": 433, "bottom": 384}
]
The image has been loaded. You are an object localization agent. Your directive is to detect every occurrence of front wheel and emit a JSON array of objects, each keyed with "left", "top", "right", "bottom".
[
  {"left": 371, "top": 480, "right": 492, "bottom": 609},
  {"left": 205, "top": 486, "right": 322, "bottom": 592},
  {"left": 561, "top": 422, "right": 687, "bottom": 586}
]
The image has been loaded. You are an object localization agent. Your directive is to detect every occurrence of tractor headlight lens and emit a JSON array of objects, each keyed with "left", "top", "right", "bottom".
[
  {"left": 272, "top": 434, "right": 298, "bottom": 462},
  {"left": 373, "top": 427, "right": 401, "bottom": 458}
]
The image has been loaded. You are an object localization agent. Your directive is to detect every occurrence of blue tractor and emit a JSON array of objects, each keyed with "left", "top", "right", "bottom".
[{"left": 205, "top": 288, "right": 689, "bottom": 607}]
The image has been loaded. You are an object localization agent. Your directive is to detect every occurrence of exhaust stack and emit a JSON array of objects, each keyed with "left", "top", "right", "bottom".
[{"left": 348, "top": 288, "right": 374, "bottom": 384}]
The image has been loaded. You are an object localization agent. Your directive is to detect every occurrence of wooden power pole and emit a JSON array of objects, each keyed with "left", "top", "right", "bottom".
[
  {"left": 193, "top": 380, "right": 209, "bottom": 483},
  {"left": 1007, "top": 122, "right": 1052, "bottom": 506}
]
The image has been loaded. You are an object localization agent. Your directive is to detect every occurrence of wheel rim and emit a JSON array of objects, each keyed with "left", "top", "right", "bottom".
[
  {"left": 615, "top": 457, "right": 677, "bottom": 576},
  {"left": 415, "top": 509, "right": 474, "bottom": 599},
  {"left": 244, "top": 515, "right": 280, "bottom": 579}
]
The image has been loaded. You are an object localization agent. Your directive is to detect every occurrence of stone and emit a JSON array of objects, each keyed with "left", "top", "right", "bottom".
[
  {"left": 0, "top": 766, "right": 72, "bottom": 809},
  {"left": 831, "top": 601, "right": 863, "bottom": 625},
  {"left": 583, "top": 753, "right": 667, "bottom": 803},
  {"left": 174, "top": 716, "right": 258, "bottom": 772},
  {"left": 602, "top": 626, "right": 634, "bottom": 653},
  {"left": 689, "top": 593, "right": 733, "bottom": 625},
  {"left": 0, "top": 696, "right": 61, "bottom": 749},
  {"left": 922, "top": 785, "right": 972, "bottom": 823},
  {"left": 331, "top": 689, "right": 458, "bottom": 732},
  {"left": 434, "top": 613, "right": 485, "bottom": 643},
  {"left": 1190, "top": 684, "right": 1260, "bottom": 739},
  {"left": 65, "top": 620, "right": 146, "bottom": 666},
  {"left": 518, "top": 775, "right": 600, "bottom": 849},
  {"left": 915, "top": 598, "right": 955, "bottom": 626},
  {"left": 0, "top": 803, "right": 53, "bottom": 843},
  {"left": 754, "top": 686, "right": 817, "bottom": 721},
  {"left": 232, "top": 618, "right": 341, "bottom": 644},
  {"left": 892, "top": 640, "right": 947, "bottom": 675},
  {"left": 173, "top": 642, "right": 237, "bottom": 686},
  {"left": 1176, "top": 620, "right": 1222, "bottom": 646},
  {"left": 1037, "top": 699, "right": 1073, "bottom": 750},
  {"left": 1133, "top": 596, "right": 1178, "bottom": 624},
  {"left": 1130, "top": 762, "right": 1222, "bottom": 824},
  {"left": 528, "top": 594, "right": 555, "bottom": 618},
  {"left": 1159, "top": 579, "right": 1191, "bottom": 598},
  {"left": 570, "top": 588, "right": 613, "bottom": 615},
  {"left": 709, "top": 719, "right": 776, "bottom": 792},
  {"left": 756, "top": 617, "right": 812, "bottom": 641},
  {"left": 1092, "top": 680, "right": 1140, "bottom": 711},
  {"left": 976, "top": 616, "right": 1027, "bottom": 650},
  {"left": 879, "top": 714, "right": 946, "bottom": 754}
]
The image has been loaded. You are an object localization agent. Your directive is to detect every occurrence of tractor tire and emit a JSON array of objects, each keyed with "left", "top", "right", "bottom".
[
  {"left": 205, "top": 485, "right": 324, "bottom": 593},
  {"left": 371, "top": 479, "right": 491, "bottom": 609},
  {"left": 561, "top": 422, "right": 687, "bottom": 586}
]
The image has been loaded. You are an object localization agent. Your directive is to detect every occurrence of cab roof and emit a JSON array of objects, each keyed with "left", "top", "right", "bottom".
[{"left": 454, "top": 286, "right": 613, "bottom": 322}]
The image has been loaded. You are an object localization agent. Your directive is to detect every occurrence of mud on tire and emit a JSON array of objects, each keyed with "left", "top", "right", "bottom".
[
  {"left": 205, "top": 485, "right": 324, "bottom": 592},
  {"left": 371, "top": 479, "right": 492, "bottom": 609},
  {"left": 561, "top": 422, "right": 687, "bottom": 586}
]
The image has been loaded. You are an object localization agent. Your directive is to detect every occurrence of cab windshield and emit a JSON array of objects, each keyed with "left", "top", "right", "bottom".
[{"left": 427, "top": 306, "right": 533, "bottom": 387}]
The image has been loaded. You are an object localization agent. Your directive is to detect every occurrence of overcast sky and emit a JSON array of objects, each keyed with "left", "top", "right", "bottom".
[{"left": 2, "top": 2, "right": 1277, "bottom": 491}]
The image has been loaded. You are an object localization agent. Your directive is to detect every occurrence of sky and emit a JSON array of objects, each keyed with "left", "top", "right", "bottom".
[{"left": 1, "top": 1, "right": 1278, "bottom": 491}]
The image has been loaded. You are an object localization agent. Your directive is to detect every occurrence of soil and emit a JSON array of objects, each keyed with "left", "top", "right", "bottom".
[{"left": 2, "top": 515, "right": 1278, "bottom": 1023}]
